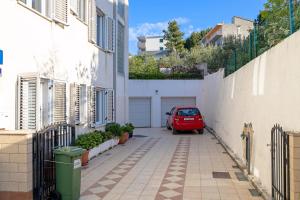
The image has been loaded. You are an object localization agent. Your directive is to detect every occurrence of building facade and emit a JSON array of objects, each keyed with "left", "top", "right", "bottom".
[
  {"left": 0, "top": 0, "right": 129, "bottom": 132},
  {"left": 137, "top": 36, "right": 168, "bottom": 59},
  {"left": 202, "top": 16, "right": 254, "bottom": 46}
]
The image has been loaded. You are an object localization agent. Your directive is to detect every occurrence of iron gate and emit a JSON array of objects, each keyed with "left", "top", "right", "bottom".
[
  {"left": 33, "top": 123, "right": 76, "bottom": 200},
  {"left": 271, "top": 124, "right": 290, "bottom": 200}
]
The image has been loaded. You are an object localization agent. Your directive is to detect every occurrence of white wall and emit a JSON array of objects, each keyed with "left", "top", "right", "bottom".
[
  {"left": 201, "top": 30, "right": 300, "bottom": 194},
  {"left": 0, "top": 0, "right": 128, "bottom": 130},
  {"left": 129, "top": 80, "right": 203, "bottom": 127},
  {"left": 145, "top": 37, "right": 166, "bottom": 51}
]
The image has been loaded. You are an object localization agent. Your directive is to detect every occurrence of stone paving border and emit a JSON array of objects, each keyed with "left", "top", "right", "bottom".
[
  {"left": 80, "top": 138, "right": 160, "bottom": 200},
  {"left": 155, "top": 137, "right": 191, "bottom": 200}
]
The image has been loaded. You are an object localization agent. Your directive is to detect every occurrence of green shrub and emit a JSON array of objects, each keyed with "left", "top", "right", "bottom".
[
  {"left": 105, "top": 123, "right": 122, "bottom": 137},
  {"left": 75, "top": 132, "right": 103, "bottom": 150}
]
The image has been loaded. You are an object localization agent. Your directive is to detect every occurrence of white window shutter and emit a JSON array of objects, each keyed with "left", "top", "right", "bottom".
[
  {"left": 106, "top": 89, "right": 114, "bottom": 122},
  {"left": 88, "top": 86, "right": 96, "bottom": 127},
  {"left": 70, "top": 0, "right": 78, "bottom": 15},
  {"left": 53, "top": 82, "right": 66, "bottom": 123},
  {"left": 53, "top": 0, "right": 68, "bottom": 25},
  {"left": 107, "top": 17, "right": 115, "bottom": 52},
  {"left": 88, "top": 0, "right": 97, "bottom": 44},
  {"left": 70, "top": 83, "right": 80, "bottom": 125},
  {"left": 17, "top": 75, "right": 39, "bottom": 130}
]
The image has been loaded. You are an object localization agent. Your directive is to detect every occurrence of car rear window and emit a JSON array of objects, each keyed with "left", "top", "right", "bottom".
[{"left": 177, "top": 108, "right": 200, "bottom": 116}]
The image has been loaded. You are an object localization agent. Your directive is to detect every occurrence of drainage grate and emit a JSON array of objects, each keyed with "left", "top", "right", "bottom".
[
  {"left": 232, "top": 165, "right": 239, "bottom": 169},
  {"left": 235, "top": 172, "right": 248, "bottom": 181},
  {"left": 133, "top": 135, "right": 148, "bottom": 138},
  {"left": 212, "top": 172, "right": 231, "bottom": 179},
  {"left": 222, "top": 151, "right": 228, "bottom": 154},
  {"left": 211, "top": 137, "right": 217, "bottom": 140},
  {"left": 249, "top": 189, "right": 261, "bottom": 197}
]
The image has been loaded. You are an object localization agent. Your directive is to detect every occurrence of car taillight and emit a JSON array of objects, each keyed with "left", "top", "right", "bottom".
[{"left": 198, "top": 115, "right": 203, "bottom": 120}]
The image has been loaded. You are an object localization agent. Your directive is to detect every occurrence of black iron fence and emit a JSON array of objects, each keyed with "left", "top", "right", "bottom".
[
  {"left": 271, "top": 124, "right": 290, "bottom": 200},
  {"left": 33, "top": 123, "right": 76, "bottom": 200}
]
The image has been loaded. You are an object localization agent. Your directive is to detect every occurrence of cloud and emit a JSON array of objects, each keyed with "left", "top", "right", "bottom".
[{"left": 129, "top": 17, "right": 190, "bottom": 42}]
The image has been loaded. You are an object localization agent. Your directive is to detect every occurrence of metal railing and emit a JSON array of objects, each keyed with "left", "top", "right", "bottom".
[{"left": 33, "top": 123, "right": 76, "bottom": 200}]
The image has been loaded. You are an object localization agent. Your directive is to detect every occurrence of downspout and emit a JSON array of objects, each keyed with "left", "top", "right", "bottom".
[{"left": 113, "top": 0, "right": 117, "bottom": 122}]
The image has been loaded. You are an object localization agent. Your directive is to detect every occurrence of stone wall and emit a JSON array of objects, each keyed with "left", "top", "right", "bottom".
[
  {"left": 0, "top": 130, "right": 33, "bottom": 200},
  {"left": 290, "top": 133, "right": 300, "bottom": 200}
]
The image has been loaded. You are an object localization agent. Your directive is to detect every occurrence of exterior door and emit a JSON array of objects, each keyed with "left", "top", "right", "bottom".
[{"left": 129, "top": 97, "right": 151, "bottom": 128}]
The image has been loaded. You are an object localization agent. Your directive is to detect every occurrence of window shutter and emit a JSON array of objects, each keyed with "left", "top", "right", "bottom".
[
  {"left": 70, "top": 0, "right": 78, "bottom": 15},
  {"left": 70, "top": 83, "right": 80, "bottom": 125},
  {"left": 17, "top": 75, "right": 39, "bottom": 130},
  {"left": 53, "top": 0, "right": 68, "bottom": 25},
  {"left": 107, "top": 17, "right": 115, "bottom": 52},
  {"left": 53, "top": 82, "right": 66, "bottom": 123},
  {"left": 88, "top": 86, "right": 96, "bottom": 127},
  {"left": 88, "top": 0, "right": 97, "bottom": 43},
  {"left": 106, "top": 89, "right": 114, "bottom": 122}
]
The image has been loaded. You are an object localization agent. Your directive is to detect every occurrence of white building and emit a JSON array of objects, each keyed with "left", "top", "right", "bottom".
[
  {"left": 137, "top": 36, "right": 168, "bottom": 59},
  {"left": 0, "top": 0, "right": 129, "bottom": 132},
  {"left": 202, "top": 16, "right": 254, "bottom": 46}
]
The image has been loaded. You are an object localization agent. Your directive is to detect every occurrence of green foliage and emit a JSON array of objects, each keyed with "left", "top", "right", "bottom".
[
  {"left": 105, "top": 123, "right": 122, "bottom": 137},
  {"left": 184, "top": 29, "right": 211, "bottom": 50},
  {"left": 75, "top": 132, "right": 103, "bottom": 150},
  {"left": 163, "top": 21, "right": 185, "bottom": 53},
  {"left": 75, "top": 130, "right": 116, "bottom": 150}
]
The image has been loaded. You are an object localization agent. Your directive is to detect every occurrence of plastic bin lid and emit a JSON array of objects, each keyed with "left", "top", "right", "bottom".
[{"left": 54, "top": 146, "right": 84, "bottom": 157}]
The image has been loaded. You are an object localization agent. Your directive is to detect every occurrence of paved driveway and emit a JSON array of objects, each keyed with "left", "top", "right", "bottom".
[{"left": 80, "top": 128, "right": 263, "bottom": 200}]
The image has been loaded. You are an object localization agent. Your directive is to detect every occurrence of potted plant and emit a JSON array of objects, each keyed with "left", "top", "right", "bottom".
[
  {"left": 105, "top": 123, "right": 123, "bottom": 144},
  {"left": 125, "top": 123, "right": 135, "bottom": 138},
  {"left": 75, "top": 134, "right": 93, "bottom": 166},
  {"left": 120, "top": 125, "right": 131, "bottom": 144}
]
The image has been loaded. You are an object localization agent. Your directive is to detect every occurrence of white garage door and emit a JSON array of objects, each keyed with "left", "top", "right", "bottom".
[
  {"left": 129, "top": 98, "right": 151, "bottom": 128},
  {"left": 161, "top": 97, "right": 196, "bottom": 127}
]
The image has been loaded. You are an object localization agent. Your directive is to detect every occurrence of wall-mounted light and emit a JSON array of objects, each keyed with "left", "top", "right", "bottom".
[{"left": 155, "top": 90, "right": 159, "bottom": 95}]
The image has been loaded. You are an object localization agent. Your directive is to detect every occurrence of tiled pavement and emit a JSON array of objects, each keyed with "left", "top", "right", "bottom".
[{"left": 80, "top": 128, "right": 264, "bottom": 200}]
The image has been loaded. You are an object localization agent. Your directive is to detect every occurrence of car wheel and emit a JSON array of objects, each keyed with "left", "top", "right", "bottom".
[
  {"left": 166, "top": 121, "right": 172, "bottom": 130},
  {"left": 198, "top": 129, "right": 204, "bottom": 134},
  {"left": 172, "top": 128, "right": 177, "bottom": 135}
]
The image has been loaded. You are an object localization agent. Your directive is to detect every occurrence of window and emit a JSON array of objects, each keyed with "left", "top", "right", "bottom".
[
  {"left": 78, "top": 0, "right": 87, "bottom": 22},
  {"left": 117, "top": 0, "right": 125, "bottom": 18},
  {"left": 96, "top": 89, "right": 106, "bottom": 125},
  {"left": 97, "top": 11, "right": 106, "bottom": 48},
  {"left": 18, "top": 75, "right": 67, "bottom": 130},
  {"left": 117, "top": 22, "right": 125, "bottom": 74},
  {"left": 160, "top": 47, "right": 164, "bottom": 51},
  {"left": 160, "top": 38, "right": 164, "bottom": 43},
  {"left": 19, "top": 0, "right": 51, "bottom": 18}
]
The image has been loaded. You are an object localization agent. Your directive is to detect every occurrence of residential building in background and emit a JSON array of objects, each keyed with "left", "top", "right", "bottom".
[
  {"left": 138, "top": 36, "right": 168, "bottom": 59},
  {"left": 202, "top": 16, "right": 254, "bottom": 46},
  {"left": 0, "top": 0, "right": 129, "bottom": 132}
]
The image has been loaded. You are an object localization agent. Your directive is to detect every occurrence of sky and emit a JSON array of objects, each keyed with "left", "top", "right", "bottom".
[{"left": 129, "top": 0, "right": 266, "bottom": 55}]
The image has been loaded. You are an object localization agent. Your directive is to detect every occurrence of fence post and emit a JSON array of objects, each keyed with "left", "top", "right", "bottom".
[
  {"left": 253, "top": 20, "right": 258, "bottom": 58},
  {"left": 289, "top": 0, "right": 296, "bottom": 34}
]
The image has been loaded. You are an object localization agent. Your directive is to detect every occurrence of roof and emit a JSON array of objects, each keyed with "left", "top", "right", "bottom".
[{"left": 202, "top": 24, "right": 223, "bottom": 42}]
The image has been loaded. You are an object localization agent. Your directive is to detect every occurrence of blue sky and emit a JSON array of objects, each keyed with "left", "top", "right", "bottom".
[{"left": 129, "top": 0, "right": 266, "bottom": 54}]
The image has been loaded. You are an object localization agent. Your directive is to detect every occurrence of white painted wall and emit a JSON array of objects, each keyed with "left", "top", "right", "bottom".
[
  {"left": 145, "top": 37, "right": 166, "bottom": 51},
  {"left": 200, "top": 30, "right": 300, "bottom": 194},
  {"left": 0, "top": 0, "right": 128, "bottom": 130},
  {"left": 129, "top": 80, "right": 203, "bottom": 127}
]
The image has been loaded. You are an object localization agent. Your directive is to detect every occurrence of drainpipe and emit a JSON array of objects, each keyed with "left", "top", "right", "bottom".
[
  {"left": 289, "top": 0, "right": 295, "bottom": 34},
  {"left": 113, "top": 0, "right": 117, "bottom": 122}
]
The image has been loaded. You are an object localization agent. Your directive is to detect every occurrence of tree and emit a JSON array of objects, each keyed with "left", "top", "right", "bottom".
[
  {"left": 163, "top": 21, "right": 185, "bottom": 53},
  {"left": 184, "top": 29, "right": 211, "bottom": 50}
]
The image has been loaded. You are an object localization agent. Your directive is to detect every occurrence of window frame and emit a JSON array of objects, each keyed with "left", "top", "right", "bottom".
[
  {"left": 95, "top": 89, "right": 107, "bottom": 126},
  {"left": 96, "top": 9, "right": 106, "bottom": 49}
]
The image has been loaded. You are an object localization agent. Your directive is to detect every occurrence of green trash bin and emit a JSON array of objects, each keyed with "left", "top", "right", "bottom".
[{"left": 54, "top": 146, "right": 85, "bottom": 200}]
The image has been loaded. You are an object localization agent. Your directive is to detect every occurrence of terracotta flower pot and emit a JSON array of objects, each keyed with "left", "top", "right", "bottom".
[
  {"left": 119, "top": 132, "right": 129, "bottom": 144},
  {"left": 81, "top": 150, "right": 89, "bottom": 166}
]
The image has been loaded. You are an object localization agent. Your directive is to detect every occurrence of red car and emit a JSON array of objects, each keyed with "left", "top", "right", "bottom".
[{"left": 166, "top": 106, "right": 205, "bottom": 134}]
